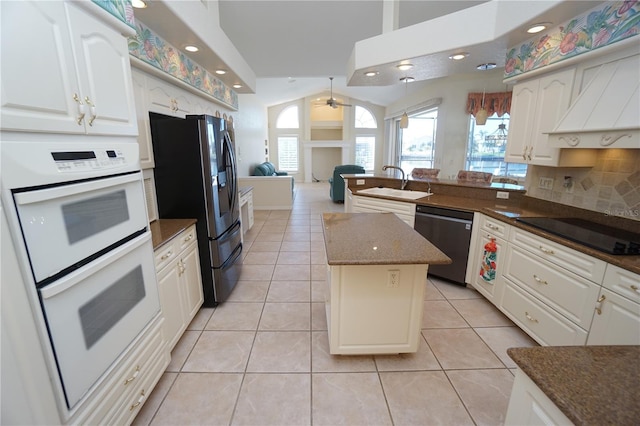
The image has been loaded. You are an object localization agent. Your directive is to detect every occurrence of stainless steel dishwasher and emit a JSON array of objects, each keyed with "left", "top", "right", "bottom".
[{"left": 414, "top": 205, "right": 474, "bottom": 285}]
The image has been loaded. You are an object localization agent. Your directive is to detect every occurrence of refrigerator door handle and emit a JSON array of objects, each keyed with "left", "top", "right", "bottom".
[{"left": 224, "top": 132, "right": 238, "bottom": 216}]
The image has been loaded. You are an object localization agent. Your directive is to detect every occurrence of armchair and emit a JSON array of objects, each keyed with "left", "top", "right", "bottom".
[{"left": 329, "top": 164, "right": 365, "bottom": 202}]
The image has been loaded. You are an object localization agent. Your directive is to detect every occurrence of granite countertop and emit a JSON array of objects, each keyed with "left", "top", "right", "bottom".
[
  {"left": 149, "top": 218, "right": 197, "bottom": 250},
  {"left": 321, "top": 212, "right": 451, "bottom": 266},
  {"left": 508, "top": 346, "right": 640, "bottom": 426},
  {"left": 352, "top": 185, "right": 640, "bottom": 275}
]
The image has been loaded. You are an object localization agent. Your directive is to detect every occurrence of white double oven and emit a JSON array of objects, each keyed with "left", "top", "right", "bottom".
[{"left": 2, "top": 140, "right": 159, "bottom": 412}]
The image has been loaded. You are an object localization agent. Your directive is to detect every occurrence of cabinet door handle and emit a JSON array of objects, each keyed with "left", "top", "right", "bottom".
[
  {"left": 522, "top": 146, "right": 527, "bottom": 161},
  {"left": 527, "top": 146, "right": 533, "bottom": 161},
  {"left": 73, "top": 93, "right": 85, "bottom": 125},
  {"left": 595, "top": 294, "right": 606, "bottom": 315},
  {"left": 84, "top": 96, "right": 97, "bottom": 126},
  {"left": 533, "top": 274, "right": 548, "bottom": 285},
  {"left": 129, "top": 390, "right": 146, "bottom": 411},
  {"left": 630, "top": 284, "right": 639, "bottom": 293},
  {"left": 161, "top": 250, "right": 173, "bottom": 260},
  {"left": 123, "top": 365, "right": 140, "bottom": 385},
  {"left": 538, "top": 246, "right": 554, "bottom": 255},
  {"left": 525, "top": 311, "right": 539, "bottom": 323}
]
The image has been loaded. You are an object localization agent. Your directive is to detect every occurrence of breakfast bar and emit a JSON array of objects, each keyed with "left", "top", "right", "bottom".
[{"left": 321, "top": 212, "right": 450, "bottom": 355}]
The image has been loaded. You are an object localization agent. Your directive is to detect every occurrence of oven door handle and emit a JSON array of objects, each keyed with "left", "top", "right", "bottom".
[
  {"left": 39, "top": 232, "right": 150, "bottom": 299},
  {"left": 14, "top": 172, "right": 141, "bottom": 206}
]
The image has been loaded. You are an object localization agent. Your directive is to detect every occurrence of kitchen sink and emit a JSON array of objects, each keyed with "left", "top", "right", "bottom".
[{"left": 357, "top": 187, "right": 433, "bottom": 200}]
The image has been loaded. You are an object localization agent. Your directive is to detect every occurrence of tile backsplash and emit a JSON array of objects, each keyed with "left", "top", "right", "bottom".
[{"left": 526, "top": 149, "right": 640, "bottom": 222}]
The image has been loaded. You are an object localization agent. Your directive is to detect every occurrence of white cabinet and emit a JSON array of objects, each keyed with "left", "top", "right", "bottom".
[
  {"left": 155, "top": 225, "right": 204, "bottom": 351},
  {"left": 132, "top": 68, "right": 154, "bottom": 169},
  {"left": 505, "top": 368, "right": 573, "bottom": 426},
  {"left": 505, "top": 68, "right": 595, "bottom": 167},
  {"left": 1, "top": 1, "right": 137, "bottom": 136},
  {"left": 147, "top": 77, "right": 193, "bottom": 118},
  {"left": 587, "top": 265, "right": 640, "bottom": 345},
  {"left": 351, "top": 195, "right": 416, "bottom": 227},
  {"left": 467, "top": 214, "right": 509, "bottom": 304},
  {"left": 239, "top": 187, "right": 254, "bottom": 238}
]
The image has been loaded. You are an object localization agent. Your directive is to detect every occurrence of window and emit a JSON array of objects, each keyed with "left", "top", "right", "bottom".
[
  {"left": 466, "top": 113, "right": 527, "bottom": 177},
  {"left": 276, "top": 106, "right": 300, "bottom": 172},
  {"left": 397, "top": 108, "right": 437, "bottom": 174},
  {"left": 354, "top": 106, "right": 377, "bottom": 171},
  {"left": 277, "top": 136, "right": 298, "bottom": 171},
  {"left": 355, "top": 136, "right": 375, "bottom": 170}
]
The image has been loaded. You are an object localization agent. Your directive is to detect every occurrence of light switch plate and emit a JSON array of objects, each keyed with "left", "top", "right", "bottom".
[
  {"left": 496, "top": 191, "right": 509, "bottom": 199},
  {"left": 356, "top": 179, "right": 365, "bottom": 185},
  {"left": 538, "top": 177, "right": 554, "bottom": 190}
]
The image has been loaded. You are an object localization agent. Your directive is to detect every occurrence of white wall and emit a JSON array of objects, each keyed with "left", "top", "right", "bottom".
[{"left": 236, "top": 94, "right": 268, "bottom": 176}]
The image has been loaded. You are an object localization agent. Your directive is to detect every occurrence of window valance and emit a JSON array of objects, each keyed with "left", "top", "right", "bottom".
[{"left": 466, "top": 91, "right": 511, "bottom": 117}]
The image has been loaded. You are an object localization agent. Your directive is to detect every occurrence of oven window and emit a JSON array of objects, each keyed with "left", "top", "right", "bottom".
[
  {"left": 62, "top": 190, "right": 130, "bottom": 244},
  {"left": 79, "top": 265, "right": 145, "bottom": 349}
]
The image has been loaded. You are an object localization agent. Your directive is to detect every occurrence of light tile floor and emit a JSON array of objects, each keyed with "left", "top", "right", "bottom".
[{"left": 134, "top": 183, "right": 538, "bottom": 426}]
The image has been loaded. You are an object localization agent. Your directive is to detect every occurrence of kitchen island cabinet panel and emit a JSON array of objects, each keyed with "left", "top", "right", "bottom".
[
  {"left": 1, "top": 1, "right": 137, "bottom": 136},
  {"left": 351, "top": 195, "right": 416, "bottom": 227}
]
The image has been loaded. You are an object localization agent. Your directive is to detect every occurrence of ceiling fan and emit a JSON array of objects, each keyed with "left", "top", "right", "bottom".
[{"left": 318, "top": 77, "right": 352, "bottom": 109}]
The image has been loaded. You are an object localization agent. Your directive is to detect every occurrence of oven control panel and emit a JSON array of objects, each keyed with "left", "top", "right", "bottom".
[{"left": 52, "top": 149, "right": 127, "bottom": 172}]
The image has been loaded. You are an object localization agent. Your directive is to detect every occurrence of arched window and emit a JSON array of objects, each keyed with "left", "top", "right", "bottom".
[
  {"left": 355, "top": 106, "right": 376, "bottom": 128},
  {"left": 276, "top": 105, "right": 299, "bottom": 128},
  {"left": 354, "top": 106, "right": 377, "bottom": 171},
  {"left": 276, "top": 105, "right": 299, "bottom": 171}
]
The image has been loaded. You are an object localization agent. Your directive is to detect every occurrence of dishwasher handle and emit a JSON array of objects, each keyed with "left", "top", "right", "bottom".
[{"left": 415, "top": 212, "right": 472, "bottom": 226}]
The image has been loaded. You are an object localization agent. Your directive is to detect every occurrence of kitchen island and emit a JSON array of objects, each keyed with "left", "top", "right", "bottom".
[
  {"left": 321, "top": 212, "right": 450, "bottom": 354},
  {"left": 505, "top": 345, "right": 640, "bottom": 426}
]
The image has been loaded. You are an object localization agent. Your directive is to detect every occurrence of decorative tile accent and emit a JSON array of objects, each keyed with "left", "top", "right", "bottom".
[
  {"left": 128, "top": 21, "right": 239, "bottom": 109},
  {"left": 92, "top": 0, "right": 135, "bottom": 28},
  {"left": 505, "top": 1, "right": 640, "bottom": 79}
]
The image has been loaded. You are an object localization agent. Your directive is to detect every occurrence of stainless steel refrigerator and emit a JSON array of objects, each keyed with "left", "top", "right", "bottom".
[{"left": 150, "top": 113, "right": 242, "bottom": 306}]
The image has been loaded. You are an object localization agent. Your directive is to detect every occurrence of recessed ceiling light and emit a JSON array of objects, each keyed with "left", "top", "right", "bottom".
[
  {"left": 396, "top": 63, "right": 414, "bottom": 71},
  {"left": 184, "top": 45, "right": 199, "bottom": 52},
  {"left": 215, "top": 70, "right": 226, "bottom": 75},
  {"left": 449, "top": 52, "right": 469, "bottom": 61},
  {"left": 527, "top": 22, "right": 551, "bottom": 33},
  {"left": 364, "top": 71, "right": 379, "bottom": 77},
  {"left": 476, "top": 63, "right": 497, "bottom": 70},
  {"left": 233, "top": 84, "right": 242, "bottom": 89},
  {"left": 131, "top": 0, "right": 147, "bottom": 8}
]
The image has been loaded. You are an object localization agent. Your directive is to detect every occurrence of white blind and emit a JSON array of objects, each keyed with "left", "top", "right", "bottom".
[
  {"left": 355, "top": 136, "right": 375, "bottom": 171},
  {"left": 277, "top": 136, "right": 298, "bottom": 171}
]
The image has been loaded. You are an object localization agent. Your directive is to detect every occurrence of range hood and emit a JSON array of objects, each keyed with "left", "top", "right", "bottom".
[{"left": 548, "top": 49, "right": 639, "bottom": 149}]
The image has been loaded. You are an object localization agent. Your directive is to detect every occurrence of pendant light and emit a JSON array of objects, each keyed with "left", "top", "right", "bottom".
[
  {"left": 399, "top": 77, "right": 411, "bottom": 129},
  {"left": 475, "top": 88, "right": 488, "bottom": 125}
]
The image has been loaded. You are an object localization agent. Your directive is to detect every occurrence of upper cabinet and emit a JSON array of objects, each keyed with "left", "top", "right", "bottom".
[
  {"left": 505, "top": 68, "right": 596, "bottom": 167},
  {"left": 147, "top": 77, "right": 193, "bottom": 118},
  {"left": 1, "top": 1, "right": 137, "bottom": 136}
]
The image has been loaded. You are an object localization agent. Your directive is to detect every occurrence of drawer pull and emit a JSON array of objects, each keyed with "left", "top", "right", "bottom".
[
  {"left": 595, "top": 294, "right": 606, "bottom": 315},
  {"left": 533, "top": 275, "right": 548, "bottom": 285},
  {"left": 487, "top": 224, "right": 499, "bottom": 231},
  {"left": 161, "top": 250, "right": 173, "bottom": 260},
  {"left": 525, "top": 312, "right": 539, "bottom": 323},
  {"left": 538, "top": 246, "right": 554, "bottom": 255},
  {"left": 184, "top": 233, "right": 194, "bottom": 242},
  {"left": 123, "top": 365, "right": 140, "bottom": 385},
  {"left": 630, "top": 284, "right": 639, "bottom": 293},
  {"left": 129, "top": 390, "right": 146, "bottom": 411}
]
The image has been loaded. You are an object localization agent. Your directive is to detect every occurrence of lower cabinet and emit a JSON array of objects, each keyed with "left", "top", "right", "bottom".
[
  {"left": 155, "top": 224, "right": 204, "bottom": 351},
  {"left": 504, "top": 368, "right": 572, "bottom": 426},
  {"left": 467, "top": 213, "right": 639, "bottom": 347},
  {"left": 71, "top": 314, "right": 168, "bottom": 425}
]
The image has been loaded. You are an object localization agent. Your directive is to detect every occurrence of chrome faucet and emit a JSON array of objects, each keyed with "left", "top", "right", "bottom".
[{"left": 382, "top": 165, "right": 407, "bottom": 190}]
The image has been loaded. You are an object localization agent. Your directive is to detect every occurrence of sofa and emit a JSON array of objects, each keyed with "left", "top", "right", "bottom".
[
  {"left": 252, "top": 162, "right": 288, "bottom": 177},
  {"left": 329, "top": 164, "right": 365, "bottom": 202}
]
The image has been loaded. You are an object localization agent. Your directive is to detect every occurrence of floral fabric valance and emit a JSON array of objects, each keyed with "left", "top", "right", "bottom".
[{"left": 466, "top": 91, "right": 512, "bottom": 118}]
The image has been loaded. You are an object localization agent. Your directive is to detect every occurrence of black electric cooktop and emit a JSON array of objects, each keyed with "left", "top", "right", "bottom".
[{"left": 516, "top": 217, "right": 640, "bottom": 255}]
